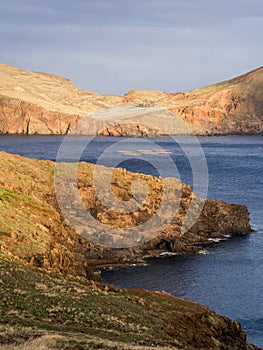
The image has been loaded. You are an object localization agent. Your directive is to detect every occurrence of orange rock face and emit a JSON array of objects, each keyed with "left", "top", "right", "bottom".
[
  {"left": 0, "top": 62, "right": 263, "bottom": 135},
  {"left": 98, "top": 123, "right": 162, "bottom": 137},
  {"left": 168, "top": 68, "right": 263, "bottom": 134},
  {"left": 0, "top": 152, "right": 252, "bottom": 276},
  {"left": 0, "top": 97, "right": 80, "bottom": 134}
]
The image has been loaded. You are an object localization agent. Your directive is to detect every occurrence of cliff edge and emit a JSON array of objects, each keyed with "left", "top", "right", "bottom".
[
  {"left": 0, "top": 152, "right": 258, "bottom": 349},
  {"left": 0, "top": 151, "right": 252, "bottom": 276},
  {"left": 0, "top": 62, "right": 262, "bottom": 135}
]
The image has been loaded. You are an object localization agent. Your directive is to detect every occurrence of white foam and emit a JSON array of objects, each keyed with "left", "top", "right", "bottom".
[
  {"left": 208, "top": 237, "right": 228, "bottom": 243},
  {"left": 158, "top": 252, "right": 178, "bottom": 257}
]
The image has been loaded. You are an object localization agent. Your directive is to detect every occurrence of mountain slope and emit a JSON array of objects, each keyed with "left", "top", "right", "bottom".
[
  {"left": 171, "top": 66, "right": 263, "bottom": 134},
  {"left": 0, "top": 62, "right": 262, "bottom": 135},
  {"left": 0, "top": 254, "right": 259, "bottom": 350},
  {"left": 0, "top": 151, "right": 258, "bottom": 349}
]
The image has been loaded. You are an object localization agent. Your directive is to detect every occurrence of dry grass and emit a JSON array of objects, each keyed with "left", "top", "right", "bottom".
[
  {"left": 0, "top": 253, "right": 257, "bottom": 350},
  {"left": 0, "top": 62, "right": 121, "bottom": 116},
  {"left": 0, "top": 334, "right": 177, "bottom": 350},
  {"left": 0, "top": 335, "right": 59, "bottom": 350}
]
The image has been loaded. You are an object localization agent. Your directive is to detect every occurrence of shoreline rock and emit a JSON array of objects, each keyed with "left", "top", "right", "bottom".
[
  {"left": 0, "top": 151, "right": 252, "bottom": 277},
  {"left": 0, "top": 151, "right": 260, "bottom": 349}
]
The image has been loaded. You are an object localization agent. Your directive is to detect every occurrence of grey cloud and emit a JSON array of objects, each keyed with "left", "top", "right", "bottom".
[
  {"left": 2, "top": 0, "right": 263, "bottom": 27},
  {"left": 0, "top": 0, "right": 262, "bottom": 94}
]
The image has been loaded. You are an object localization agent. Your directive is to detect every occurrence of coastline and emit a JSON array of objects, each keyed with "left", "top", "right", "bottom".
[
  {"left": 1, "top": 130, "right": 263, "bottom": 136},
  {"left": 0, "top": 151, "right": 260, "bottom": 349}
]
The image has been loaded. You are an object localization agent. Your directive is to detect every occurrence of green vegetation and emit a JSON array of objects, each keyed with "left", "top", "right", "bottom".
[
  {"left": 0, "top": 253, "right": 255, "bottom": 350},
  {"left": 0, "top": 152, "right": 257, "bottom": 349},
  {"left": 0, "top": 254, "right": 188, "bottom": 349},
  {"left": 0, "top": 188, "right": 32, "bottom": 204}
]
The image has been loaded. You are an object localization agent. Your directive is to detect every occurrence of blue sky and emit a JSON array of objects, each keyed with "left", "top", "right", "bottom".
[{"left": 1, "top": 0, "right": 263, "bottom": 95}]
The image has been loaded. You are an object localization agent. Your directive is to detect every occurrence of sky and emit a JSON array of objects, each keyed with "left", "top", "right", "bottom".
[{"left": 0, "top": 0, "right": 263, "bottom": 95}]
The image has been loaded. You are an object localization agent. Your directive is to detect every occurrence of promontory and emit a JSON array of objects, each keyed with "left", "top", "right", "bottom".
[{"left": 0, "top": 151, "right": 258, "bottom": 349}]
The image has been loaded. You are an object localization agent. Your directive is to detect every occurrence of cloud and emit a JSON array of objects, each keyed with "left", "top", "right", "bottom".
[{"left": 0, "top": 0, "right": 262, "bottom": 94}]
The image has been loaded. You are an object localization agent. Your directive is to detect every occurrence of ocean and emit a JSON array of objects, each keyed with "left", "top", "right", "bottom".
[{"left": 0, "top": 134, "right": 262, "bottom": 347}]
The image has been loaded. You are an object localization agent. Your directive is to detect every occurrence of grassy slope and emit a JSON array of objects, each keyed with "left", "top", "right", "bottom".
[
  {"left": 186, "top": 66, "right": 263, "bottom": 99},
  {"left": 0, "top": 62, "right": 121, "bottom": 116},
  {"left": 0, "top": 152, "right": 258, "bottom": 349},
  {"left": 0, "top": 254, "right": 257, "bottom": 350},
  {"left": 1, "top": 62, "right": 263, "bottom": 136},
  {"left": 1, "top": 62, "right": 262, "bottom": 117}
]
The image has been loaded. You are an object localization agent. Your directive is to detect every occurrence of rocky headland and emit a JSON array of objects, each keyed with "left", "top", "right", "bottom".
[
  {"left": 0, "top": 151, "right": 258, "bottom": 349},
  {"left": 0, "top": 62, "right": 263, "bottom": 136},
  {"left": 0, "top": 151, "right": 252, "bottom": 276}
]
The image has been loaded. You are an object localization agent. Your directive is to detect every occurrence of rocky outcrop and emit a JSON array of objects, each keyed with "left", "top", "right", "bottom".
[
  {"left": 0, "top": 96, "right": 110, "bottom": 135},
  {"left": 0, "top": 62, "right": 262, "bottom": 135},
  {"left": 123, "top": 67, "right": 263, "bottom": 135},
  {"left": 0, "top": 152, "right": 258, "bottom": 349},
  {"left": 0, "top": 152, "right": 252, "bottom": 277},
  {"left": 0, "top": 96, "right": 79, "bottom": 134},
  {"left": 169, "top": 68, "right": 263, "bottom": 135},
  {"left": 98, "top": 122, "right": 163, "bottom": 137}
]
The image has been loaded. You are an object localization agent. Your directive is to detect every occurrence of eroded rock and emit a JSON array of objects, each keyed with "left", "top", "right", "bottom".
[
  {"left": 0, "top": 62, "right": 262, "bottom": 135},
  {"left": 0, "top": 152, "right": 252, "bottom": 277}
]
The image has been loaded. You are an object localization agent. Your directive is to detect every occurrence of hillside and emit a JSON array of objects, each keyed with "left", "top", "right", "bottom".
[
  {"left": 0, "top": 151, "right": 252, "bottom": 274},
  {"left": 0, "top": 151, "right": 258, "bottom": 349},
  {"left": 0, "top": 255, "right": 258, "bottom": 350},
  {"left": 0, "top": 62, "right": 262, "bottom": 135}
]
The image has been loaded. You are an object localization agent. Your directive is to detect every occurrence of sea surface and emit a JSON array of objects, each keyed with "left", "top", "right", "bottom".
[{"left": 0, "top": 134, "right": 262, "bottom": 347}]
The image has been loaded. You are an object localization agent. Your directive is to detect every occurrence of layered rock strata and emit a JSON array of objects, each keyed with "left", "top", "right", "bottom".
[{"left": 0, "top": 62, "right": 262, "bottom": 136}]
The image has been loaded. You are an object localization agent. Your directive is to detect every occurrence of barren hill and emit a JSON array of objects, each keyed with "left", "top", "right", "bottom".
[{"left": 0, "top": 62, "right": 262, "bottom": 135}]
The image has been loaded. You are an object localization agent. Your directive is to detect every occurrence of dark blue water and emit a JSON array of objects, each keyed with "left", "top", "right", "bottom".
[{"left": 0, "top": 134, "right": 262, "bottom": 347}]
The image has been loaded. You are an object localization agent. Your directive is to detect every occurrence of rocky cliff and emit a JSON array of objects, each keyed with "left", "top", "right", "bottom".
[
  {"left": 168, "top": 66, "right": 263, "bottom": 135},
  {"left": 97, "top": 122, "right": 162, "bottom": 137},
  {"left": 0, "top": 151, "right": 252, "bottom": 276},
  {"left": 0, "top": 62, "right": 262, "bottom": 135},
  {"left": 0, "top": 152, "right": 258, "bottom": 349}
]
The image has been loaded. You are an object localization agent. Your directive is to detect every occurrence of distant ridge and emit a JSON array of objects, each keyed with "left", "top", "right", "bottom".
[{"left": 0, "top": 62, "right": 262, "bottom": 135}]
